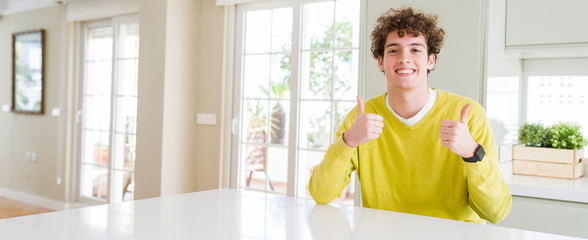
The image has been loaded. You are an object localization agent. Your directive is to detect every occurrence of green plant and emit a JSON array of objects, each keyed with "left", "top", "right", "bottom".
[
  {"left": 258, "top": 68, "right": 289, "bottom": 144},
  {"left": 547, "top": 122, "right": 588, "bottom": 149},
  {"left": 518, "top": 123, "right": 549, "bottom": 147}
]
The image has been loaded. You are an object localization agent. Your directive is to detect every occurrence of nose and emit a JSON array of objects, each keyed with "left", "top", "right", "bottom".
[
  {"left": 397, "top": 52, "right": 410, "bottom": 63},
  {"left": 398, "top": 58, "right": 410, "bottom": 63}
]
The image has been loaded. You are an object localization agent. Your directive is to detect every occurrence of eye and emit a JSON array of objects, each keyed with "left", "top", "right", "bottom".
[
  {"left": 412, "top": 48, "right": 422, "bottom": 53},
  {"left": 387, "top": 49, "right": 398, "bottom": 54}
]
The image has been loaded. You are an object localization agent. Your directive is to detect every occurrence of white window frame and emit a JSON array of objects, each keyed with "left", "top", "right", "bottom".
[
  {"left": 225, "top": 0, "right": 366, "bottom": 203},
  {"left": 74, "top": 14, "right": 139, "bottom": 204}
]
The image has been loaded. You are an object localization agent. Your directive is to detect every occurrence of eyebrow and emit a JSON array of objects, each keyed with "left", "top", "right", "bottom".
[{"left": 385, "top": 43, "right": 426, "bottom": 49}]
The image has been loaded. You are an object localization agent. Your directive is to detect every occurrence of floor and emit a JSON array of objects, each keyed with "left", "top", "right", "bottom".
[{"left": 0, "top": 197, "right": 53, "bottom": 219}]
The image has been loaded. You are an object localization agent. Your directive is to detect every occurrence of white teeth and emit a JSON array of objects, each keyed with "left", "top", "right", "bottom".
[{"left": 397, "top": 69, "right": 414, "bottom": 74}]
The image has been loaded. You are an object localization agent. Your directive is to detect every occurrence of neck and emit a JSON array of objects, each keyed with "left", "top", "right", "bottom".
[{"left": 387, "top": 86, "right": 430, "bottom": 119}]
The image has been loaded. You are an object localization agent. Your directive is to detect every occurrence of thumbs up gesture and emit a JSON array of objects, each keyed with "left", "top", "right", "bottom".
[
  {"left": 439, "top": 104, "right": 479, "bottom": 158},
  {"left": 342, "top": 96, "right": 384, "bottom": 148}
]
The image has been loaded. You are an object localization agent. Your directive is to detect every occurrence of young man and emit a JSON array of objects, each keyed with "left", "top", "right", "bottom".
[{"left": 308, "top": 7, "right": 511, "bottom": 224}]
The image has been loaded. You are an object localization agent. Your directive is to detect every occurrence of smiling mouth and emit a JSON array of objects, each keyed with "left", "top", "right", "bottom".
[{"left": 396, "top": 69, "right": 415, "bottom": 74}]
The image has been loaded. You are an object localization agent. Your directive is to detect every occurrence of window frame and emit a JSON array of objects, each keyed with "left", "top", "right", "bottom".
[
  {"left": 74, "top": 14, "right": 139, "bottom": 204},
  {"left": 486, "top": 57, "right": 588, "bottom": 149},
  {"left": 228, "top": 0, "right": 366, "bottom": 203}
]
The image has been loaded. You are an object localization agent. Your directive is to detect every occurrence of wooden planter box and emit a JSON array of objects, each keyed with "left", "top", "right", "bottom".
[{"left": 512, "top": 145, "right": 585, "bottom": 179}]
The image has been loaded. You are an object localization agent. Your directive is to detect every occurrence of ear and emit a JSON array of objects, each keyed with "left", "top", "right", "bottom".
[
  {"left": 378, "top": 56, "right": 385, "bottom": 72},
  {"left": 427, "top": 54, "right": 436, "bottom": 70}
]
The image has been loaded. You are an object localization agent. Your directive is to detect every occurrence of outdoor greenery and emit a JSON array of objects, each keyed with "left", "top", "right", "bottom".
[
  {"left": 246, "top": 18, "right": 356, "bottom": 149},
  {"left": 519, "top": 122, "right": 588, "bottom": 150},
  {"left": 305, "top": 20, "right": 354, "bottom": 149}
]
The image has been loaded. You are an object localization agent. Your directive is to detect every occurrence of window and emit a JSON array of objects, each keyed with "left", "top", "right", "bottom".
[
  {"left": 76, "top": 15, "right": 139, "bottom": 203},
  {"left": 486, "top": 58, "right": 588, "bottom": 157},
  {"left": 486, "top": 77, "right": 519, "bottom": 145},
  {"left": 233, "top": 0, "right": 361, "bottom": 203}
]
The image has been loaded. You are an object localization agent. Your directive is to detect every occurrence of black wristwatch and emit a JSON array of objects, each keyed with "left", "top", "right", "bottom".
[{"left": 462, "top": 144, "right": 485, "bottom": 163}]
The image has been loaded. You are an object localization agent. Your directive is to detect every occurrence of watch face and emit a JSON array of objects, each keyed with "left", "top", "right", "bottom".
[
  {"left": 464, "top": 145, "right": 484, "bottom": 162},
  {"left": 477, "top": 145, "right": 485, "bottom": 159}
]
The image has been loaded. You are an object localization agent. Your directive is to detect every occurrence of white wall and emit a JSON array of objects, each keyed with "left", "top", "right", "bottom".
[
  {"left": 135, "top": 0, "right": 225, "bottom": 199},
  {"left": 0, "top": 6, "right": 70, "bottom": 203},
  {"left": 486, "top": 0, "right": 521, "bottom": 79},
  {"left": 134, "top": 0, "right": 166, "bottom": 199},
  {"left": 160, "top": 0, "right": 201, "bottom": 195}
]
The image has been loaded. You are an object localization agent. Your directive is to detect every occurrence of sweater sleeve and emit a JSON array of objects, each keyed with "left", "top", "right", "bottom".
[
  {"left": 463, "top": 104, "right": 512, "bottom": 224},
  {"left": 308, "top": 108, "right": 358, "bottom": 204}
]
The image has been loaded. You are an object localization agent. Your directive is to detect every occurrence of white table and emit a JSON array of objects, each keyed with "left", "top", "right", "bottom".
[
  {"left": 0, "top": 188, "right": 585, "bottom": 239},
  {"left": 500, "top": 161, "right": 588, "bottom": 203}
]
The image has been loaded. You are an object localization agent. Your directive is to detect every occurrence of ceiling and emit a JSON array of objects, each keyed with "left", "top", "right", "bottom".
[{"left": 0, "top": 0, "right": 86, "bottom": 15}]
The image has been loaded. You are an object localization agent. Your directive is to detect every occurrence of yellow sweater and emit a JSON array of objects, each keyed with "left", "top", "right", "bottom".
[{"left": 309, "top": 89, "right": 511, "bottom": 224}]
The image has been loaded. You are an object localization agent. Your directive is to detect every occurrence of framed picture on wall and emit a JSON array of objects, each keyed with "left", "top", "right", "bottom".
[{"left": 12, "top": 29, "right": 45, "bottom": 114}]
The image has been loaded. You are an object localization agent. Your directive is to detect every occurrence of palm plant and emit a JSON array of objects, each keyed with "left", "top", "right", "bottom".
[{"left": 259, "top": 70, "right": 289, "bottom": 144}]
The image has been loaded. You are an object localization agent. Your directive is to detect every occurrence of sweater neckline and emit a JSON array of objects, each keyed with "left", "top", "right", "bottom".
[{"left": 382, "top": 88, "right": 444, "bottom": 131}]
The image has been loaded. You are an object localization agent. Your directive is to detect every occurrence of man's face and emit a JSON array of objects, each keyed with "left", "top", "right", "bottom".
[{"left": 377, "top": 31, "right": 435, "bottom": 91}]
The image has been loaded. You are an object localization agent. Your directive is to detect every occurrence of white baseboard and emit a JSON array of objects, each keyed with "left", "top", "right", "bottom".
[{"left": 0, "top": 187, "right": 85, "bottom": 211}]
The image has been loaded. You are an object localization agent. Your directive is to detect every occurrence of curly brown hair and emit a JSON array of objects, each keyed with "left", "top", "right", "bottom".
[{"left": 370, "top": 7, "right": 445, "bottom": 69}]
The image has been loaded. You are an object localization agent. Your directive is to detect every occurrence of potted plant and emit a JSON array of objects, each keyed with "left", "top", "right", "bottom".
[
  {"left": 513, "top": 122, "right": 588, "bottom": 179},
  {"left": 259, "top": 72, "right": 289, "bottom": 145}
]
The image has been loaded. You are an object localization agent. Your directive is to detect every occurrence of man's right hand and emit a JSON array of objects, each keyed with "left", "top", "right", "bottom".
[{"left": 342, "top": 96, "right": 384, "bottom": 148}]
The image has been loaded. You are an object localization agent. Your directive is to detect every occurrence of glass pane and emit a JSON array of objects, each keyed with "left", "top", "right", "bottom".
[
  {"left": 300, "top": 51, "right": 333, "bottom": 100},
  {"left": 271, "top": 8, "right": 293, "bottom": 53},
  {"left": 118, "top": 22, "right": 139, "bottom": 59},
  {"left": 83, "top": 95, "right": 111, "bottom": 131},
  {"left": 114, "top": 96, "right": 137, "bottom": 134},
  {"left": 334, "top": 50, "right": 358, "bottom": 100},
  {"left": 112, "top": 133, "right": 133, "bottom": 170},
  {"left": 296, "top": 149, "right": 326, "bottom": 198},
  {"left": 125, "top": 134, "right": 137, "bottom": 170},
  {"left": 242, "top": 99, "right": 269, "bottom": 144},
  {"left": 116, "top": 59, "right": 138, "bottom": 96},
  {"left": 241, "top": 144, "right": 267, "bottom": 191},
  {"left": 111, "top": 170, "right": 133, "bottom": 202},
  {"left": 87, "top": 27, "right": 113, "bottom": 61},
  {"left": 84, "top": 61, "right": 112, "bottom": 96},
  {"left": 302, "top": 1, "right": 334, "bottom": 49},
  {"left": 80, "top": 164, "right": 108, "bottom": 200},
  {"left": 243, "top": 54, "right": 271, "bottom": 99},
  {"left": 297, "top": 149, "right": 355, "bottom": 203},
  {"left": 82, "top": 130, "right": 110, "bottom": 165},
  {"left": 245, "top": 10, "right": 271, "bottom": 54},
  {"left": 333, "top": 172, "right": 355, "bottom": 204},
  {"left": 527, "top": 76, "right": 588, "bottom": 124},
  {"left": 270, "top": 54, "right": 291, "bottom": 100},
  {"left": 486, "top": 77, "right": 519, "bottom": 145},
  {"left": 335, "top": 0, "right": 360, "bottom": 48},
  {"left": 269, "top": 100, "right": 289, "bottom": 146},
  {"left": 334, "top": 101, "right": 355, "bottom": 138},
  {"left": 527, "top": 76, "right": 588, "bottom": 157},
  {"left": 299, "top": 101, "right": 331, "bottom": 149},
  {"left": 267, "top": 146, "right": 288, "bottom": 194}
]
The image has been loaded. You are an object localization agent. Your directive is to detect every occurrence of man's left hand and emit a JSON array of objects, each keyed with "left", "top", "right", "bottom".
[{"left": 439, "top": 103, "right": 479, "bottom": 158}]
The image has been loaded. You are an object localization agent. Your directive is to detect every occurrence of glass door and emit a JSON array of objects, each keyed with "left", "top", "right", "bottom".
[{"left": 77, "top": 15, "right": 139, "bottom": 203}]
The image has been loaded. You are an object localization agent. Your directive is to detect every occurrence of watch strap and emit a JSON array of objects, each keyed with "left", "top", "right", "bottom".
[{"left": 462, "top": 144, "right": 485, "bottom": 163}]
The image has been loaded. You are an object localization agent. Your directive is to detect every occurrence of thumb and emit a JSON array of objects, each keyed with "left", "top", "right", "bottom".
[
  {"left": 356, "top": 96, "right": 365, "bottom": 116},
  {"left": 460, "top": 103, "right": 472, "bottom": 124}
]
